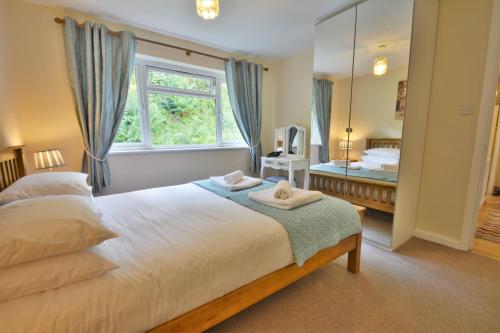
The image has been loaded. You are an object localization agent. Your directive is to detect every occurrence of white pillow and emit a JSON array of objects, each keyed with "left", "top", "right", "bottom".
[
  {"left": 0, "top": 251, "right": 117, "bottom": 302},
  {"left": 0, "top": 195, "right": 117, "bottom": 268},
  {"left": 361, "top": 154, "right": 399, "bottom": 165},
  {"left": 0, "top": 172, "right": 92, "bottom": 205},
  {"left": 363, "top": 148, "right": 400, "bottom": 158}
]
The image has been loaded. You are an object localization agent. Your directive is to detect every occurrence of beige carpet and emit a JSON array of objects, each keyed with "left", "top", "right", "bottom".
[{"left": 209, "top": 238, "right": 500, "bottom": 333}]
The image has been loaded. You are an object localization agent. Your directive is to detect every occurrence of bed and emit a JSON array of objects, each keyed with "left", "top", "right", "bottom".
[
  {"left": 0, "top": 146, "right": 363, "bottom": 333},
  {"left": 310, "top": 138, "right": 401, "bottom": 214}
]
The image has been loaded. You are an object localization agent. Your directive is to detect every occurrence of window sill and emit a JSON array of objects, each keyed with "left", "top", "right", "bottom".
[{"left": 109, "top": 145, "right": 249, "bottom": 155}]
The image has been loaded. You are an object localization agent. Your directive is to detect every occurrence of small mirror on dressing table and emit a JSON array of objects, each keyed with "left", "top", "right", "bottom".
[{"left": 261, "top": 125, "right": 310, "bottom": 189}]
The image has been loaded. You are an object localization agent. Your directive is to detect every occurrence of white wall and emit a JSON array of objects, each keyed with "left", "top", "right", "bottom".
[{"left": 104, "top": 148, "right": 250, "bottom": 194}]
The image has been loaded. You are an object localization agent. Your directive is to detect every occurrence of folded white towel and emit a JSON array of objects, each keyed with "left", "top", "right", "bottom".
[
  {"left": 249, "top": 187, "right": 322, "bottom": 210},
  {"left": 210, "top": 176, "right": 262, "bottom": 191},
  {"left": 273, "top": 180, "right": 292, "bottom": 200},
  {"left": 330, "top": 159, "right": 350, "bottom": 167},
  {"left": 223, "top": 170, "right": 244, "bottom": 185}
]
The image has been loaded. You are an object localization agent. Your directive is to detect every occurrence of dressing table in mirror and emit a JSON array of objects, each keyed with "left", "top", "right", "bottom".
[{"left": 260, "top": 125, "right": 310, "bottom": 189}]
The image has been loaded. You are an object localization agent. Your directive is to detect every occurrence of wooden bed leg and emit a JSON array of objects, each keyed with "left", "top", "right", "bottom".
[{"left": 347, "top": 233, "right": 362, "bottom": 273}]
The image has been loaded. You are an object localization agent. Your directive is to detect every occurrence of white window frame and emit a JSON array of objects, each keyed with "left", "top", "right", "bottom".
[{"left": 112, "top": 56, "right": 247, "bottom": 151}]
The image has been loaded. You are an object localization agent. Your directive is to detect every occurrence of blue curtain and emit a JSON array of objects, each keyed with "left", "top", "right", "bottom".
[
  {"left": 62, "top": 17, "right": 136, "bottom": 193},
  {"left": 312, "top": 79, "right": 333, "bottom": 163},
  {"left": 224, "top": 58, "right": 263, "bottom": 173}
]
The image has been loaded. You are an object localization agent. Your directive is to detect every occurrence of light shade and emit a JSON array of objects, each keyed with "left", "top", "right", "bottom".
[
  {"left": 373, "top": 56, "right": 388, "bottom": 76},
  {"left": 338, "top": 140, "right": 353, "bottom": 150},
  {"left": 196, "top": 0, "right": 219, "bottom": 20},
  {"left": 33, "top": 149, "right": 66, "bottom": 170}
]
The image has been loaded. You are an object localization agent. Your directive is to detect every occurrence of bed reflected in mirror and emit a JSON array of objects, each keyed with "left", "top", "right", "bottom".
[{"left": 310, "top": 0, "right": 414, "bottom": 249}]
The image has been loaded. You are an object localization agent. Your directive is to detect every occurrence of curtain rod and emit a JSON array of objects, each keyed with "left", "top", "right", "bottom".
[{"left": 54, "top": 17, "right": 269, "bottom": 71}]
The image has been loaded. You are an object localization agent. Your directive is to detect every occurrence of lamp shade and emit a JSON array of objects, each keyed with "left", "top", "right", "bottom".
[
  {"left": 338, "top": 140, "right": 353, "bottom": 150},
  {"left": 196, "top": 0, "right": 219, "bottom": 20},
  {"left": 33, "top": 149, "right": 65, "bottom": 170}
]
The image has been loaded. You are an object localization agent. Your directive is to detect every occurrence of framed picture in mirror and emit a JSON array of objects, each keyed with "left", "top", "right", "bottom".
[{"left": 395, "top": 80, "right": 408, "bottom": 119}]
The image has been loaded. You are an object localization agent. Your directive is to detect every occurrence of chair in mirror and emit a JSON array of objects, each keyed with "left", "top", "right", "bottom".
[
  {"left": 261, "top": 125, "right": 309, "bottom": 189},
  {"left": 309, "top": 0, "right": 414, "bottom": 248}
]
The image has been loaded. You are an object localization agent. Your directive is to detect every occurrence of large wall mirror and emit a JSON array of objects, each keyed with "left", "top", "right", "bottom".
[{"left": 310, "top": 0, "right": 414, "bottom": 248}]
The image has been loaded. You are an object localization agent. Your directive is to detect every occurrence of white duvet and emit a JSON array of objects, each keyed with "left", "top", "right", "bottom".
[{"left": 0, "top": 184, "right": 294, "bottom": 333}]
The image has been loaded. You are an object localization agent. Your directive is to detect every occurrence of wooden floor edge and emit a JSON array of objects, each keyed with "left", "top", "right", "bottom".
[
  {"left": 472, "top": 195, "right": 500, "bottom": 261},
  {"left": 148, "top": 233, "right": 361, "bottom": 333},
  {"left": 472, "top": 239, "right": 500, "bottom": 261}
]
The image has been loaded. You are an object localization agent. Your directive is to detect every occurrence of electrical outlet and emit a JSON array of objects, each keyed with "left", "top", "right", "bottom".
[{"left": 460, "top": 104, "right": 474, "bottom": 116}]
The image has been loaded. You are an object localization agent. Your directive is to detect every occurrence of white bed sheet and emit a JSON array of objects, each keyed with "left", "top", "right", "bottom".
[{"left": 0, "top": 184, "right": 294, "bottom": 333}]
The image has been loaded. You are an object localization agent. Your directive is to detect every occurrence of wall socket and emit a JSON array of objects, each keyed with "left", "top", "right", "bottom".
[{"left": 460, "top": 104, "right": 475, "bottom": 116}]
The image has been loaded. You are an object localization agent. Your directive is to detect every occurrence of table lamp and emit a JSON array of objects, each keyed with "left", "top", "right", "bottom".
[
  {"left": 33, "top": 149, "right": 66, "bottom": 171},
  {"left": 338, "top": 140, "right": 352, "bottom": 159}
]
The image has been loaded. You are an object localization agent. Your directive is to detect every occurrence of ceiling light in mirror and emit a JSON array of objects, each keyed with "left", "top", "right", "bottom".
[
  {"left": 196, "top": 0, "right": 219, "bottom": 20},
  {"left": 373, "top": 55, "right": 388, "bottom": 76}
]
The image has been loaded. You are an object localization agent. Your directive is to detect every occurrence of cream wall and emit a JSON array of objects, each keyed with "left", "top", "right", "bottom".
[
  {"left": 415, "top": 0, "right": 495, "bottom": 245},
  {"left": 2, "top": 0, "right": 277, "bottom": 194},
  {"left": 329, "top": 66, "right": 408, "bottom": 160},
  {"left": 461, "top": 0, "right": 500, "bottom": 249},
  {"left": 0, "top": 0, "right": 22, "bottom": 147},
  {"left": 269, "top": 48, "right": 313, "bottom": 185},
  {"left": 274, "top": 48, "right": 314, "bottom": 156}
]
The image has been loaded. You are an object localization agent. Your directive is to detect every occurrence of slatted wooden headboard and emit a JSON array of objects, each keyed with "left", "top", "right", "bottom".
[
  {"left": 0, "top": 146, "right": 26, "bottom": 191},
  {"left": 366, "top": 138, "right": 401, "bottom": 149}
]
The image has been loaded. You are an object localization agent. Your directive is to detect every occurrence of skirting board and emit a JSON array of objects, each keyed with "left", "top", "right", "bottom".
[{"left": 414, "top": 229, "right": 462, "bottom": 249}]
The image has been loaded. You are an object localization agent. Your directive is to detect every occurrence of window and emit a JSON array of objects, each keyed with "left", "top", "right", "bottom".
[{"left": 114, "top": 58, "right": 245, "bottom": 150}]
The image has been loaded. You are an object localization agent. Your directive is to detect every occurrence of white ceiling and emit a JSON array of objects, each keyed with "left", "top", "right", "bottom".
[
  {"left": 314, "top": 0, "right": 414, "bottom": 78},
  {"left": 28, "top": 0, "right": 364, "bottom": 59}
]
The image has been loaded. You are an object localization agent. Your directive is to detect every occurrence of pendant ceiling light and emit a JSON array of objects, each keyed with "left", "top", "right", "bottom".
[
  {"left": 196, "top": 0, "right": 219, "bottom": 20},
  {"left": 373, "top": 45, "right": 388, "bottom": 76},
  {"left": 373, "top": 56, "right": 388, "bottom": 76}
]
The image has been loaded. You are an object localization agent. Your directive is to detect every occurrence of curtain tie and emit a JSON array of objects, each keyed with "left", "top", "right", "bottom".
[
  {"left": 84, "top": 147, "right": 107, "bottom": 162},
  {"left": 249, "top": 141, "right": 261, "bottom": 150}
]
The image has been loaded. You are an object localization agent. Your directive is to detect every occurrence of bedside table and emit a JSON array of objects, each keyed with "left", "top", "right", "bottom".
[{"left": 260, "top": 156, "right": 310, "bottom": 189}]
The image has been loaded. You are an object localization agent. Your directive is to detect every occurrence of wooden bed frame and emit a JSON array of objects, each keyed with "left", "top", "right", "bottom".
[
  {"left": 0, "top": 146, "right": 26, "bottom": 191},
  {"left": 148, "top": 232, "right": 362, "bottom": 333},
  {"left": 0, "top": 145, "right": 362, "bottom": 333},
  {"left": 310, "top": 138, "right": 401, "bottom": 214}
]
